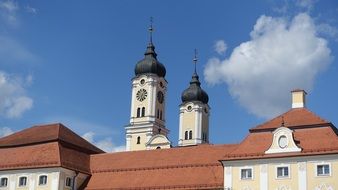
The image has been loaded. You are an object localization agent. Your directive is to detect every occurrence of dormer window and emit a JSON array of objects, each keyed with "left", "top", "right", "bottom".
[{"left": 265, "top": 127, "right": 301, "bottom": 154}]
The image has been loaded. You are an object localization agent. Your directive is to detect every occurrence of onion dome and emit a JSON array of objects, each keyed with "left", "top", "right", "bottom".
[
  {"left": 134, "top": 18, "right": 166, "bottom": 77},
  {"left": 134, "top": 42, "right": 166, "bottom": 77},
  {"left": 181, "top": 72, "right": 209, "bottom": 104},
  {"left": 181, "top": 50, "right": 209, "bottom": 104}
]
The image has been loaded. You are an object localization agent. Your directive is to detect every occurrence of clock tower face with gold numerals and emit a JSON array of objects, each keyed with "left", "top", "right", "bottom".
[{"left": 136, "top": 89, "right": 147, "bottom": 102}]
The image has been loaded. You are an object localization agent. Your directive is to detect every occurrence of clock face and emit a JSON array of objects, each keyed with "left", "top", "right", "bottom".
[
  {"left": 157, "top": 91, "right": 164, "bottom": 104},
  {"left": 278, "top": 135, "right": 288, "bottom": 149},
  {"left": 136, "top": 89, "right": 147, "bottom": 102}
]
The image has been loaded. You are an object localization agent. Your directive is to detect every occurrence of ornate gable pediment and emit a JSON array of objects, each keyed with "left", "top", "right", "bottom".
[{"left": 265, "top": 127, "right": 301, "bottom": 154}]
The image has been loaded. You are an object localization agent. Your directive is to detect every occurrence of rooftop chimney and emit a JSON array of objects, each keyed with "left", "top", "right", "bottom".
[{"left": 291, "top": 89, "right": 307, "bottom": 108}]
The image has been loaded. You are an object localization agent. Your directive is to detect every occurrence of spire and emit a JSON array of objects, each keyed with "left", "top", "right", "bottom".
[
  {"left": 144, "top": 17, "right": 157, "bottom": 58},
  {"left": 193, "top": 49, "right": 198, "bottom": 75},
  {"left": 135, "top": 17, "right": 166, "bottom": 77},
  {"left": 191, "top": 49, "right": 200, "bottom": 85},
  {"left": 181, "top": 49, "right": 209, "bottom": 104},
  {"left": 149, "top": 16, "right": 154, "bottom": 45}
]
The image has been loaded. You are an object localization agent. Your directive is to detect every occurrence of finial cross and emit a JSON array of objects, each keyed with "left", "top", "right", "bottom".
[
  {"left": 193, "top": 49, "right": 198, "bottom": 74},
  {"left": 149, "top": 17, "right": 154, "bottom": 43}
]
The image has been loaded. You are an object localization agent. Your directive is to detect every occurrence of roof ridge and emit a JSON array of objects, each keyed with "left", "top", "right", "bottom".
[
  {"left": 252, "top": 109, "right": 293, "bottom": 130},
  {"left": 250, "top": 108, "right": 331, "bottom": 132},
  {"left": 304, "top": 107, "right": 329, "bottom": 123}
]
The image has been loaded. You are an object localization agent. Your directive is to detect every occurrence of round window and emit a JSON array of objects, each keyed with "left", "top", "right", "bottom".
[
  {"left": 140, "top": 79, "right": 145, "bottom": 85},
  {"left": 278, "top": 135, "right": 288, "bottom": 149},
  {"left": 187, "top": 106, "right": 192, "bottom": 111}
]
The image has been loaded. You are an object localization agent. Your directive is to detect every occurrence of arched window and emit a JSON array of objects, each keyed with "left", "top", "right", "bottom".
[
  {"left": 156, "top": 146, "right": 161, "bottom": 149},
  {"left": 189, "top": 130, "right": 193, "bottom": 140},
  {"left": 39, "top": 175, "right": 47, "bottom": 186},
  {"left": 137, "top": 136, "right": 141, "bottom": 144},
  {"left": 137, "top": 108, "right": 140, "bottom": 117},
  {"left": 157, "top": 109, "right": 160, "bottom": 118},
  {"left": 185, "top": 131, "right": 188, "bottom": 140},
  {"left": 141, "top": 107, "right": 145, "bottom": 117},
  {"left": 159, "top": 110, "right": 162, "bottom": 120}
]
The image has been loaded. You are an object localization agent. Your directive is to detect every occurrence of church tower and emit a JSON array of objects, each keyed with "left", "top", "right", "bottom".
[
  {"left": 125, "top": 20, "right": 170, "bottom": 151},
  {"left": 178, "top": 50, "right": 210, "bottom": 146}
]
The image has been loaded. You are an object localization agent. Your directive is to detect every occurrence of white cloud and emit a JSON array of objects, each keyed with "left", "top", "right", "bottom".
[
  {"left": 82, "top": 131, "right": 125, "bottom": 153},
  {"left": 0, "top": 71, "right": 33, "bottom": 118},
  {"left": 214, "top": 40, "right": 227, "bottom": 55},
  {"left": 204, "top": 13, "right": 332, "bottom": 119},
  {"left": 317, "top": 23, "right": 338, "bottom": 42},
  {"left": 0, "top": 0, "right": 19, "bottom": 25},
  {"left": 0, "top": 36, "right": 37, "bottom": 65},
  {"left": 0, "top": 126, "right": 14, "bottom": 137},
  {"left": 296, "top": 0, "right": 315, "bottom": 10}
]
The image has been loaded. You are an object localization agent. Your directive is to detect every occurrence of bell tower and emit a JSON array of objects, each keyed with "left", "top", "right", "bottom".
[
  {"left": 125, "top": 19, "right": 169, "bottom": 151},
  {"left": 178, "top": 50, "right": 210, "bottom": 146}
]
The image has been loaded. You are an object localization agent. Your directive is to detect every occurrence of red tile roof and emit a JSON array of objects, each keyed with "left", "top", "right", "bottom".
[
  {"left": 250, "top": 108, "right": 330, "bottom": 132},
  {"left": 0, "top": 142, "right": 60, "bottom": 171},
  {"left": 224, "top": 108, "right": 338, "bottom": 161},
  {"left": 0, "top": 123, "right": 103, "bottom": 154},
  {"left": 0, "top": 123, "right": 103, "bottom": 173},
  {"left": 86, "top": 144, "right": 238, "bottom": 189}
]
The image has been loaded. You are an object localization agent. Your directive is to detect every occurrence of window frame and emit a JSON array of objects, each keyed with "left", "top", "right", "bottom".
[
  {"left": 0, "top": 177, "right": 8, "bottom": 187},
  {"left": 137, "top": 108, "right": 140, "bottom": 117},
  {"left": 239, "top": 167, "right": 253, "bottom": 180},
  {"left": 65, "top": 176, "right": 73, "bottom": 188},
  {"left": 38, "top": 175, "right": 48, "bottom": 186},
  {"left": 141, "top": 107, "right": 145, "bottom": 117},
  {"left": 189, "top": 130, "right": 192, "bottom": 140},
  {"left": 316, "top": 163, "right": 331, "bottom": 177},
  {"left": 276, "top": 165, "right": 290, "bottom": 179},
  {"left": 18, "top": 176, "right": 28, "bottom": 187}
]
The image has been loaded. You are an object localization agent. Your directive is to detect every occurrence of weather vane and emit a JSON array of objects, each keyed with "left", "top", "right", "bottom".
[
  {"left": 149, "top": 17, "right": 154, "bottom": 43},
  {"left": 281, "top": 116, "right": 285, "bottom": 127},
  {"left": 193, "top": 49, "right": 198, "bottom": 74}
]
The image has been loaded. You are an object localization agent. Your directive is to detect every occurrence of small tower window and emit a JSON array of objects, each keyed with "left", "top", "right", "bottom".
[
  {"left": 137, "top": 136, "right": 141, "bottom": 144},
  {"left": 160, "top": 110, "right": 162, "bottom": 120},
  {"left": 157, "top": 109, "right": 160, "bottom": 119},
  {"left": 137, "top": 108, "right": 140, "bottom": 117},
  {"left": 141, "top": 107, "right": 145, "bottom": 117},
  {"left": 185, "top": 131, "right": 188, "bottom": 140},
  {"left": 189, "top": 130, "right": 193, "bottom": 140}
]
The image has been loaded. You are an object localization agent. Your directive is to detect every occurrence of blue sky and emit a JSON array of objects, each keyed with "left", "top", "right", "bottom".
[{"left": 0, "top": 0, "right": 338, "bottom": 152}]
